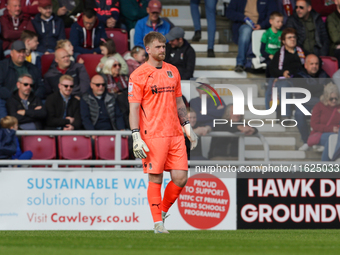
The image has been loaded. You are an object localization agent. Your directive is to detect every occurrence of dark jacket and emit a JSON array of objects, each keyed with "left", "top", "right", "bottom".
[
  {"left": 119, "top": 0, "right": 148, "bottom": 32},
  {"left": 44, "top": 61, "right": 90, "bottom": 97},
  {"left": 69, "top": 13, "right": 107, "bottom": 54},
  {"left": 52, "top": 0, "right": 84, "bottom": 28},
  {"left": 45, "top": 91, "right": 82, "bottom": 130},
  {"left": 6, "top": 91, "right": 47, "bottom": 130},
  {"left": 32, "top": 13, "right": 66, "bottom": 52},
  {"left": 225, "top": 0, "right": 278, "bottom": 43},
  {"left": 0, "top": 58, "right": 45, "bottom": 100},
  {"left": 0, "top": 128, "right": 16, "bottom": 159},
  {"left": 326, "top": 10, "right": 340, "bottom": 56},
  {"left": 286, "top": 10, "right": 329, "bottom": 56},
  {"left": 85, "top": 0, "right": 120, "bottom": 24},
  {"left": 0, "top": 9, "right": 36, "bottom": 50},
  {"left": 80, "top": 89, "right": 125, "bottom": 130},
  {"left": 165, "top": 39, "right": 196, "bottom": 80}
]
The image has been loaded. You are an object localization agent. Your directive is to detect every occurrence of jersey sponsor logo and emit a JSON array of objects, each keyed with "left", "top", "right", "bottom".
[
  {"left": 151, "top": 85, "right": 175, "bottom": 95},
  {"left": 167, "top": 71, "right": 173, "bottom": 78},
  {"left": 128, "top": 82, "right": 133, "bottom": 92}
]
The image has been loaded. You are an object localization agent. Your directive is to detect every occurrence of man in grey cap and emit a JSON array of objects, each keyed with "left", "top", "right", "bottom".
[{"left": 165, "top": 26, "right": 196, "bottom": 80}]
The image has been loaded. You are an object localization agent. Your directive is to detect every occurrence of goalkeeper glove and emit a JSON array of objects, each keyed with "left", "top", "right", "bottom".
[
  {"left": 183, "top": 123, "right": 198, "bottom": 150},
  {"left": 132, "top": 130, "right": 149, "bottom": 159}
]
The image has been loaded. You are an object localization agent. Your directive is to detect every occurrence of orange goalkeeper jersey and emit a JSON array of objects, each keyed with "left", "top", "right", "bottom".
[{"left": 128, "top": 61, "right": 183, "bottom": 139}]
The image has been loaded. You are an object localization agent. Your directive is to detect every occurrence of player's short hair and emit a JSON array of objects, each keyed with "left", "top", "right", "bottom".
[
  {"left": 143, "top": 32, "right": 166, "bottom": 47},
  {"left": 270, "top": 11, "right": 283, "bottom": 20},
  {"left": 55, "top": 39, "right": 71, "bottom": 50},
  {"left": 20, "top": 30, "right": 38, "bottom": 42},
  {"left": 83, "top": 8, "right": 97, "bottom": 19},
  {"left": 99, "top": 38, "right": 116, "bottom": 55},
  {"left": 102, "top": 57, "right": 120, "bottom": 75},
  {"left": 59, "top": 74, "right": 74, "bottom": 84},
  {"left": 0, "top": 116, "right": 18, "bottom": 129}
]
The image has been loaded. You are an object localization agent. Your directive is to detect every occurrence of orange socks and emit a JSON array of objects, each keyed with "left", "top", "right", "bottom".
[
  {"left": 161, "top": 181, "right": 183, "bottom": 213},
  {"left": 147, "top": 182, "right": 162, "bottom": 222}
]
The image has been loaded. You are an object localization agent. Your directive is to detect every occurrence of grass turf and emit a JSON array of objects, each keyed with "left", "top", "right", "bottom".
[{"left": 0, "top": 230, "right": 339, "bottom": 255}]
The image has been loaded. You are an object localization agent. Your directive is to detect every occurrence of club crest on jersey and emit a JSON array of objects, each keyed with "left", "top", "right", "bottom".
[
  {"left": 167, "top": 71, "right": 173, "bottom": 78},
  {"left": 128, "top": 82, "right": 133, "bottom": 92}
]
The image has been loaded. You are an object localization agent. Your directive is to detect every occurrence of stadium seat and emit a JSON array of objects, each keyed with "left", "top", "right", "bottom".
[
  {"left": 251, "top": 29, "right": 266, "bottom": 69},
  {"left": 21, "top": 136, "right": 56, "bottom": 159},
  {"left": 76, "top": 54, "right": 103, "bottom": 79},
  {"left": 105, "top": 28, "right": 128, "bottom": 55},
  {"left": 41, "top": 54, "right": 55, "bottom": 77},
  {"left": 95, "top": 136, "right": 129, "bottom": 160},
  {"left": 65, "top": 28, "right": 71, "bottom": 39},
  {"left": 130, "top": 28, "right": 135, "bottom": 49},
  {"left": 320, "top": 56, "right": 339, "bottom": 77},
  {"left": 58, "top": 136, "right": 92, "bottom": 160}
]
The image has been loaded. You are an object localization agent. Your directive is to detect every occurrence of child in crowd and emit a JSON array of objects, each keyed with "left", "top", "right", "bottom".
[
  {"left": 0, "top": 116, "right": 33, "bottom": 160},
  {"left": 96, "top": 38, "right": 128, "bottom": 75},
  {"left": 20, "top": 30, "right": 40, "bottom": 65},
  {"left": 124, "top": 46, "right": 146, "bottom": 75},
  {"left": 55, "top": 39, "right": 84, "bottom": 64}
]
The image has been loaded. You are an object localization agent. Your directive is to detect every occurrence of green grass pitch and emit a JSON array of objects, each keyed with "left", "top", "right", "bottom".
[{"left": 0, "top": 230, "right": 339, "bottom": 255}]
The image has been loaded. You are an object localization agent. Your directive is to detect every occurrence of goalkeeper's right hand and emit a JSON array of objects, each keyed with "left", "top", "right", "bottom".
[{"left": 132, "top": 131, "right": 149, "bottom": 159}]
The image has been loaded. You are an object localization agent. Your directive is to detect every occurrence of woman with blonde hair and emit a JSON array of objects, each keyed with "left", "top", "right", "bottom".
[{"left": 309, "top": 82, "right": 340, "bottom": 161}]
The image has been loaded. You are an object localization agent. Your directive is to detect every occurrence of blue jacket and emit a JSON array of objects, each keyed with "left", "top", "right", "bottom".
[
  {"left": 134, "top": 16, "right": 170, "bottom": 48},
  {"left": 69, "top": 14, "right": 107, "bottom": 54},
  {"left": 225, "top": 0, "right": 278, "bottom": 43}
]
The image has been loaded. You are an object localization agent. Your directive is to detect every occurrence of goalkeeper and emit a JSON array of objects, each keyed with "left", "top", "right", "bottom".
[{"left": 128, "top": 32, "right": 198, "bottom": 234}]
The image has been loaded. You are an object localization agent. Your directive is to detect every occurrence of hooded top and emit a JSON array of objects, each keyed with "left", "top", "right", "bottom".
[{"left": 77, "top": 13, "right": 99, "bottom": 49}]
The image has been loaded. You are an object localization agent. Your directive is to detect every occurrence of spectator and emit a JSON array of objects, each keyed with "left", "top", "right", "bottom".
[
  {"left": 52, "top": 0, "right": 84, "bottom": 28},
  {"left": 80, "top": 74, "right": 125, "bottom": 130},
  {"left": 45, "top": 74, "right": 82, "bottom": 130},
  {"left": 44, "top": 48, "right": 90, "bottom": 97},
  {"left": 0, "top": 115, "right": 33, "bottom": 159},
  {"left": 69, "top": 8, "right": 107, "bottom": 55},
  {"left": 96, "top": 38, "right": 129, "bottom": 75},
  {"left": 209, "top": 104, "right": 257, "bottom": 159},
  {"left": 102, "top": 57, "right": 129, "bottom": 128},
  {"left": 311, "top": 0, "right": 336, "bottom": 17},
  {"left": 55, "top": 39, "right": 84, "bottom": 63},
  {"left": 20, "top": 30, "right": 39, "bottom": 65},
  {"left": 165, "top": 27, "right": 196, "bottom": 80},
  {"left": 31, "top": 0, "right": 65, "bottom": 54},
  {"left": 0, "top": 40, "right": 45, "bottom": 101},
  {"left": 327, "top": 0, "right": 340, "bottom": 63},
  {"left": 189, "top": 77, "right": 225, "bottom": 127},
  {"left": 226, "top": 0, "right": 278, "bottom": 72},
  {"left": 123, "top": 46, "right": 146, "bottom": 75},
  {"left": 85, "top": 0, "right": 119, "bottom": 28},
  {"left": 294, "top": 54, "right": 329, "bottom": 151},
  {"left": 6, "top": 73, "right": 46, "bottom": 130},
  {"left": 309, "top": 82, "right": 340, "bottom": 161},
  {"left": 190, "top": 0, "right": 217, "bottom": 57},
  {"left": 286, "top": 0, "right": 329, "bottom": 56},
  {"left": 134, "top": 0, "right": 170, "bottom": 48},
  {"left": 0, "top": 0, "right": 36, "bottom": 52},
  {"left": 119, "top": 0, "right": 148, "bottom": 33},
  {"left": 21, "top": 0, "right": 39, "bottom": 17},
  {"left": 276, "top": 0, "right": 296, "bottom": 24},
  {"left": 0, "top": 116, "right": 18, "bottom": 160}
]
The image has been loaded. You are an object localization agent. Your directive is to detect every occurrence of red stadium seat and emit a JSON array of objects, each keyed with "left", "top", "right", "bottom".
[
  {"left": 105, "top": 28, "right": 128, "bottom": 55},
  {"left": 21, "top": 136, "right": 56, "bottom": 159},
  {"left": 58, "top": 136, "right": 92, "bottom": 160},
  {"left": 95, "top": 136, "right": 129, "bottom": 160},
  {"left": 76, "top": 54, "right": 103, "bottom": 79},
  {"left": 41, "top": 54, "right": 55, "bottom": 77},
  {"left": 320, "top": 56, "right": 339, "bottom": 77},
  {"left": 65, "top": 28, "right": 71, "bottom": 39}
]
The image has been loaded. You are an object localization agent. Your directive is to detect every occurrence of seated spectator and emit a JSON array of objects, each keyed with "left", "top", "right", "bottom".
[
  {"left": 31, "top": 0, "right": 65, "bottom": 54},
  {"left": 102, "top": 57, "right": 129, "bottom": 128},
  {"left": 119, "top": 0, "right": 148, "bottom": 33},
  {"left": 96, "top": 38, "right": 129, "bottom": 75},
  {"left": 0, "top": 115, "right": 33, "bottom": 159},
  {"left": 226, "top": 0, "right": 278, "bottom": 72},
  {"left": 0, "top": 40, "right": 45, "bottom": 101},
  {"left": 52, "top": 0, "right": 84, "bottom": 28},
  {"left": 189, "top": 77, "right": 225, "bottom": 127},
  {"left": 0, "top": 117, "right": 18, "bottom": 160},
  {"left": 286, "top": 0, "right": 329, "bottom": 56},
  {"left": 293, "top": 54, "right": 330, "bottom": 151},
  {"left": 276, "top": 0, "right": 296, "bottom": 24},
  {"left": 0, "top": 0, "right": 36, "bottom": 52},
  {"left": 6, "top": 74, "right": 46, "bottom": 130},
  {"left": 45, "top": 74, "right": 82, "bottom": 130},
  {"left": 80, "top": 74, "right": 125, "bottom": 130},
  {"left": 209, "top": 104, "right": 257, "bottom": 160},
  {"left": 44, "top": 48, "right": 90, "bottom": 97},
  {"left": 69, "top": 8, "right": 107, "bottom": 55},
  {"left": 311, "top": 0, "right": 336, "bottom": 17},
  {"left": 326, "top": 0, "right": 340, "bottom": 63},
  {"left": 309, "top": 82, "right": 340, "bottom": 161},
  {"left": 20, "top": 30, "right": 39, "bottom": 65},
  {"left": 21, "top": 0, "right": 39, "bottom": 17},
  {"left": 123, "top": 46, "right": 146, "bottom": 75},
  {"left": 55, "top": 39, "right": 84, "bottom": 63},
  {"left": 190, "top": 0, "right": 217, "bottom": 57},
  {"left": 165, "top": 27, "right": 196, "bottom": 80},
  {"left": 134, "top": 0, "right": 170, "bottom": 48},
  {"left": 85, "top": 0, "right": 119, "bottom": 28}
]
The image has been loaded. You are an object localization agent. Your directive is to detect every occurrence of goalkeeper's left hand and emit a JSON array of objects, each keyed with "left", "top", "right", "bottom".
[{"left": 183, "top": 123, "right": 198, "bottom": 150}]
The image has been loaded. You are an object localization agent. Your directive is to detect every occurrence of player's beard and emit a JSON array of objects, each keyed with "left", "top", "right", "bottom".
[{"left": 151, "top": 52, "right": 165, "bottom": 61}]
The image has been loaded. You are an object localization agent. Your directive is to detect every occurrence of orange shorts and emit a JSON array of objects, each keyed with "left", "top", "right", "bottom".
[{"left": 142, "top": 136, "right": 188, "bottom": 174}]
